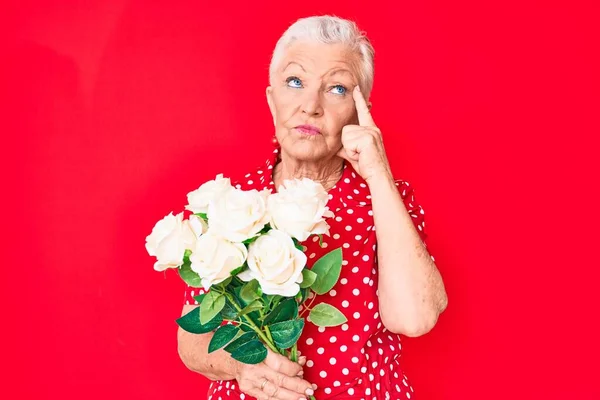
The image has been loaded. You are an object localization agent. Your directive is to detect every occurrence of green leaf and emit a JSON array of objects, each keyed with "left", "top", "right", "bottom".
[
  {"left": 175, "top": 307, "right": 222, "bottom": 334},
  {"left": 224, "top": 331, "right": 259, "bottom": 353},
  {"left": 231, "top": 340, "right": 268, "bottom": 364},
  {"left": 269, "top": 295, "right": 283, "bottom": 310},
  {"left": 200, "top": 291, "right": 226, "bottom": 325},
  {"left": 220, "top": 298, "right": 238, "bottom": 320},
  {"left": 310, "top": 248, "right": 343, "bottom": 295},
  {"left": 230, "top": 276, "right": 245, "bottom": 288},
  {"left": 236, "top": 300, "right": 263, "bottom": 319},
  {"left": 233, "top": 286, "right": 250, "bottom": 307},
  {"left": 208, "top": 324, "right": 240, "bottom": 353},
  {"left": 232, "top": 287, "right": 262, "bottom": 328},
  {"left": 318, "top": 234, "right": 324, "bottom": 247},
  {"left": 178, "top": 261, "right": 202, "bottom": 288},
  {"left": 218, "top": 276, "right": 233, "bottom": 288},
  {"left": 263, "top": 298, "right": 298, "bottom": 326},
  {"left": 192, "top": 293, "right": 206, "bottom": 304},
  {"left": 309, "top": 303, "right": 348, "bottom": 327},
  {"left": 242, "top": 236, "right": 259, "bottom": 245},
  {"left": 240, "top": 280, "right": 260, "bottom": 303},
  {"left": 230, "top": 265, "right": 245, "bottom": 276},
  {"left": 293, "top": 238, "right": 304, "bottom": 252},
  {"left": 194, "top": 212, "right": 208, "bottom": 221},
  {"left": 300, "top": 269, "right": 317, "bottom": 289},
  {"left": 239, "top": 321, "right": 253, "bottom": 332},
  {"left": 269, "top": 319, "right": 305, "bottom": 349},
  {"left": 296, "top": 287, "right": 310, "bottom": 305}
]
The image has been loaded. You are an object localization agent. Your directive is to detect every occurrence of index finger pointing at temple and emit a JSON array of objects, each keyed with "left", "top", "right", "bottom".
[{"left": 353, "top": 85, "right": 375, "bottom": 127}]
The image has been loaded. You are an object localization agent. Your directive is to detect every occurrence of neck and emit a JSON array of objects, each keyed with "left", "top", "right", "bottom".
[{"left": 273, "top": 152, "right": 344, "bottom": 192}]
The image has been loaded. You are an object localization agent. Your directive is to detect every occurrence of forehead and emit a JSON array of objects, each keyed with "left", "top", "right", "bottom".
[{"left": 279, "top": 41, "right": 359, "bottom": 78}]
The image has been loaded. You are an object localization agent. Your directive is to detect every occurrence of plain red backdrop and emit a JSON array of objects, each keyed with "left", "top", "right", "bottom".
[{"left": 2, "top": 0, "right": 599, "bottom": 399}]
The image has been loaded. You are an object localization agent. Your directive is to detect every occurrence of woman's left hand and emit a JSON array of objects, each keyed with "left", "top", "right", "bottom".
[{"left": 337, "top": 86, "right": 393, "bottom": 183}]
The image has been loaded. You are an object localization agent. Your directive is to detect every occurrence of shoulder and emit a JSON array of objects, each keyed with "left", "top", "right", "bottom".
[{"left": 229, "top": 152, "right": 276, "bottom": 192}]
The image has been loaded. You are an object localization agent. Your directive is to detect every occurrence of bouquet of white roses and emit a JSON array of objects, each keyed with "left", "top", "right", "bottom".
[{"left": 145, "top": 174, "right": 346, "bottom": 397}]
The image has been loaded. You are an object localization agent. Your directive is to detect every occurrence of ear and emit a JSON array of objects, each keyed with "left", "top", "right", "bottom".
[{"left": 266, "top": 86, "right": 276, "bottom": 126}]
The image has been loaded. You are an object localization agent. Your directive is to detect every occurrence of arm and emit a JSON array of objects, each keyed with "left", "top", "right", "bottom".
[
  {"left": 177, "top": 304, "right": 238, "bottom": 380},
  {"left": 368, "top": 173, "right": 448, "bottom": 337},
  {"left": 337, "top": 85, "right": 447, "bottom": 337}
]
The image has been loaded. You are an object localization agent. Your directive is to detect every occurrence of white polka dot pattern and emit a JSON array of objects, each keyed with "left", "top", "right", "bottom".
[{"left": 185, "top": 149, "right": 427, "bottom": 399}]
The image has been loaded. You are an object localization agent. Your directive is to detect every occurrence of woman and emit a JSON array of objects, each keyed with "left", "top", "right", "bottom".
[{"left": 177, "top": 15, "right": 448, "bottom": 400}]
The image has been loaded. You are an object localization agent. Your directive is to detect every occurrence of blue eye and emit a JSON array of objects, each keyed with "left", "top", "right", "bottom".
[
  {"left": 286, "top": 77, "right": 303, "bottom": 88},
  {"left": 331, "top": 85, "right": 347, "bottom": 95}
]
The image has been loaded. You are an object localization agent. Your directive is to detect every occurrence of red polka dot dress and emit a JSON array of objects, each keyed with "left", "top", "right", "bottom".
[{"left": 184, "top": 149, "right": 432, "bottom": 399}]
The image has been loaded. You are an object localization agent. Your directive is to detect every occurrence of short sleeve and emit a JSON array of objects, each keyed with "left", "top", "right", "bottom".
[
  {"left": 183, "top": 284, "right": 207, "bottom": 306},
  {"left": 394, "top": 179, "right": 434, "bottom": 260}
]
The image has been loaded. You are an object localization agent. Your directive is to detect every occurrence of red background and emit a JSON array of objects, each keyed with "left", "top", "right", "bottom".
[{"left": 2, "top": 1, "right": 599, "bottom": 399}]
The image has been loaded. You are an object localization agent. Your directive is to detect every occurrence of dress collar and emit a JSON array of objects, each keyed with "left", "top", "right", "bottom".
[{"left": 260, "top": 147, "right": 372, "bottom": 213}]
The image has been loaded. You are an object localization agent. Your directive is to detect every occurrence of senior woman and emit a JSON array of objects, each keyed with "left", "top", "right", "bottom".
[{"left": 177, "top": 15, "right": 448, "bottom": 400}]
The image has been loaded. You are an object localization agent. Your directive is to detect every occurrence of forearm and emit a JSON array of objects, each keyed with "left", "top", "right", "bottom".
[
  {"left": 177, "top": 306, "right": 240, "bottom": 380},
  {"left": 368, "top": 173, "right": 448, "bottom": 336}
]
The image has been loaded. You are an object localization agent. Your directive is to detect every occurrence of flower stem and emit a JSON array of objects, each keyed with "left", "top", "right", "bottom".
[
  {"left": 223, "top": 293, "right": 279, "bottom": 353},
  {"left": 299, "top": 292, "right": 318, "bottom": 318},
  {"left": 263, "top": 325, "right": 283, "bottom": 355},
  {"left": 290, "top": 343, "right": 298, "bottom": 362}
]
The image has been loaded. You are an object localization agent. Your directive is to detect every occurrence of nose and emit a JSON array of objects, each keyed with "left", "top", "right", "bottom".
[{"left": 301, "top": 88, "right": 324, "bottom": 117}]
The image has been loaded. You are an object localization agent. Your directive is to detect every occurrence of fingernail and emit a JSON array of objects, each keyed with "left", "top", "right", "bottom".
[
  {"left": 312, "top": 383, "right": 318, "bottom": 390},
  {"left": 305, "top": 388, "right": 314, "bottom": 396}
]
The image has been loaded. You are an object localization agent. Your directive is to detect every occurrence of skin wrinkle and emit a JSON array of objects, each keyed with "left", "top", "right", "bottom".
[
  {"left": 267, "top": 42, "right": 366, "bottom": 192},
  {"left": 178, "top": 36, "right": 448, "bottom": 398}
]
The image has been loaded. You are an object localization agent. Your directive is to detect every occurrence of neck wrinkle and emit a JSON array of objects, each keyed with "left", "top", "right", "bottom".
[{"left": 273, "top": 153, "right": 345, "bottom": 192}]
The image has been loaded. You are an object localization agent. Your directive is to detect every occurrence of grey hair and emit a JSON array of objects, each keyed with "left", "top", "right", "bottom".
[{"left": 269, "top": 15, "right": 375, "bottom": 98}]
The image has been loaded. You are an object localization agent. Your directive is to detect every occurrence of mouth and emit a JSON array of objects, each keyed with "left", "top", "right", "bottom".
[{"left": 295, "top": 124, "right": 321, "bottom": 136}]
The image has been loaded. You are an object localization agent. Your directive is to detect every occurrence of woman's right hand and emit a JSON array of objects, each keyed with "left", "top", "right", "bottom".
[{"left": 234, "top": 349, "right": 316, "bottom": 400}]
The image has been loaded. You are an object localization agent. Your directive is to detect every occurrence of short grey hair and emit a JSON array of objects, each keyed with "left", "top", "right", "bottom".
[{"left": 269, "top": 15, "right": 375, "bottom": 98}]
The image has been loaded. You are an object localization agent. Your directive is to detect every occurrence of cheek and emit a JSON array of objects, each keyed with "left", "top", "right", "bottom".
[
  {"left": 273, "top": 90, "right": 300, "bottom": 120},
  {"left": 324, "top": 104, "right": 355, "bottom": 134}
]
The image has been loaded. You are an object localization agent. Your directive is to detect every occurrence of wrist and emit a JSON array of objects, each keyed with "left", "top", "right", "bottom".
[{"left": 366, "top": 168, "right": 394, "bottom": 187}]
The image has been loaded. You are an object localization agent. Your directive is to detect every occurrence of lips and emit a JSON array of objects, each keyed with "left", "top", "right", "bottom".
[{"left": 295, "top": 124, "right": 321, "bottom": 135}]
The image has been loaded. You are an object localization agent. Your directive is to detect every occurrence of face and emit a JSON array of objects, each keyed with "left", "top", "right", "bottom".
[{"left": 266, "top": 41, "right": 368, "bottom": 163}]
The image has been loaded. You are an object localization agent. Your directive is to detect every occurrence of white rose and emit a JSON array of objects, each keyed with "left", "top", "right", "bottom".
[
  {"left": 208, "top": 187, "right": 271, "bottom": 242},
  {"left": 190, "top": 232, "right": 248, "bottom": 290},
  {"left": 268, "top": 178, "right": 335, "bottom": 242},
  {"left": 146, "top": 212, "right": 196, "bottom": 271},
  {"left": 187, "top": 214, "right": 208, "bottom": 238},
  {"left": 238, "top": 230, "right": 307, "bottom": 296},
  {"left": 185, "top": 174, "right": 232, "bottom": 214}
]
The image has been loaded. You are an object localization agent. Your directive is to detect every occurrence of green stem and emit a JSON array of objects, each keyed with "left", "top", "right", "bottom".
[
  {"left": 299, "top": 292, "right": 318, "bottom": 318},
  {"left": 223, "top": 293, "right": 279, "bottom": 353},
  {"left": 263, "top": 325, "right": 283, "bottom": 354},
  {"left": 290, "top": 343, "right": 298, "bottom": 362}
]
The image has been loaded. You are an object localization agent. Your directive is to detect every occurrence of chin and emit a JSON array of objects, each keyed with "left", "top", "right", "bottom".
[{"left": 283, "top": 141, "right": 324, "bottom": 162}]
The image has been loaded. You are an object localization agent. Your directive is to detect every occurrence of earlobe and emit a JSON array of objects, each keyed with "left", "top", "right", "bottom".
[{"left": 266, "top": 86, "right": 276, "bottom": 126}]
